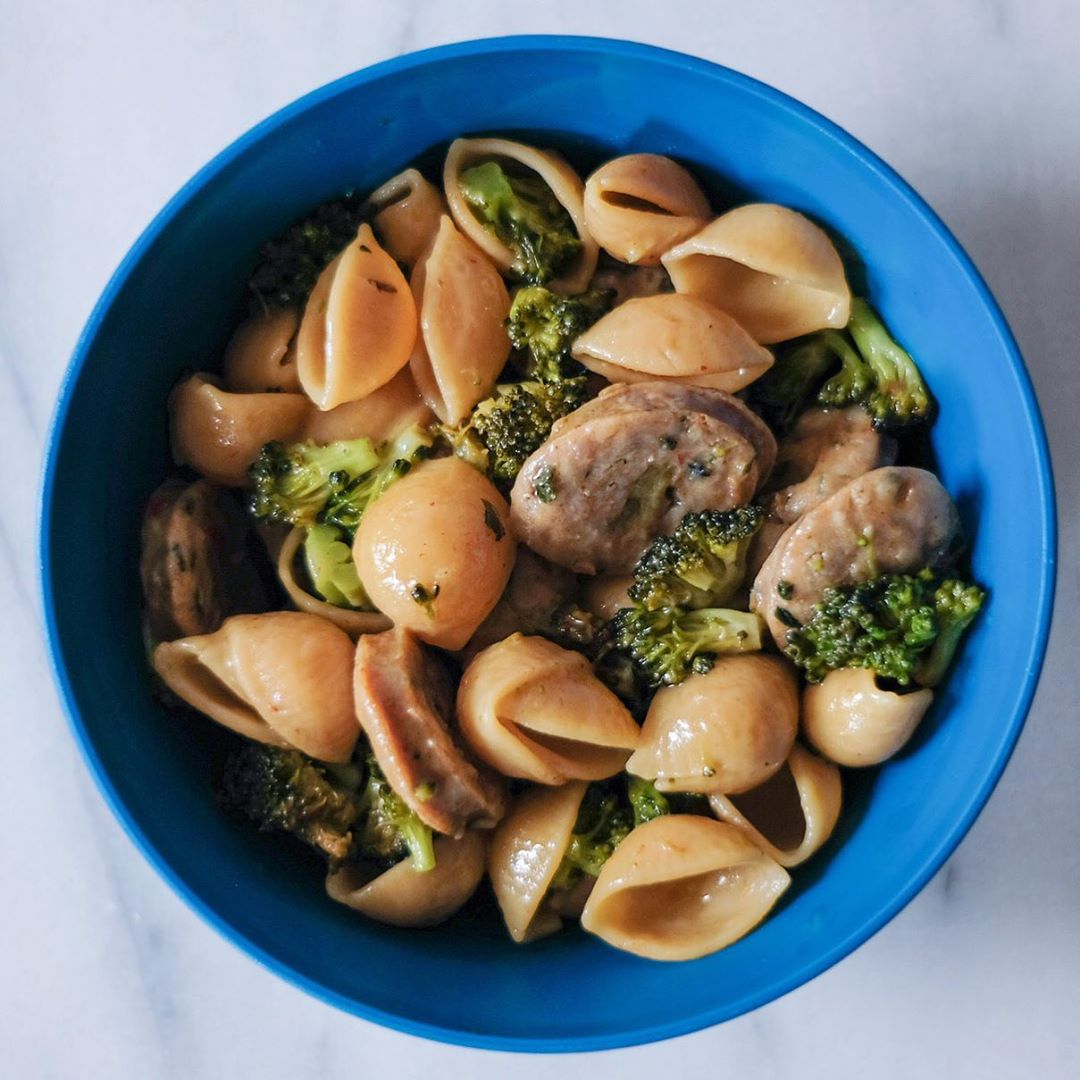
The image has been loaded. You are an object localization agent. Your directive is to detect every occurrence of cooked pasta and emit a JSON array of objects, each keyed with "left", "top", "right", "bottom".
[
  {"left": 571, "top": 293, "right": 774, "bottom": 392},
  {"left": 140, "top": 135, "right": 985, "bottom": 961},
  {"left": 409, "top": 215, "right": 511, "bottom": 423},
  {"left": 584, "top": 153, "right": 711, "bottom": 265},
  {"left": 296, "top": 222, "right": 416, "bottom": 409},
  {"left": 662, "top": 203, "right": 851, "bottom": 343},
  {"left": 457, "top": 633, "right": 639, "bottom": 784},
  {"left": 802, "top": 667, "right": 935, "bottom": 766}
]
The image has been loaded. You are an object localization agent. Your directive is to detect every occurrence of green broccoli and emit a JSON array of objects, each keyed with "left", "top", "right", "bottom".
[
  {"left": 303, "top": 523, "right": 369, "bottom": 608},
  {"left": 549, "top": 783, "right": 634, "bottom": 891},
  {"left": 507, "top": 285, "right": 614, "bottom": 382},
  {"left": 914, "top": 578, "right": 987, "bottom": 687},
  {"left": 440, "top": 379, "right": 587, "bottom": 484},
  {"left": 249, "top": 439, "right": 381, "bottom": 528},
  {"left": 249, "top": 424, "right": 434, "bottom": 537},
  {"left": 627, "top": 776, "right": 669, "bottom": 827},
  {"left": 356, "top": 750, "right": 436, "bottom": 873},
  {"left": 609, "top": 604, "right": 763, "bottom": 688},
  {"left": 784, "top": 571, "right": 986, "bottom": 685},
  {"left": 746, "top": 333, "right": 844, "bottom": 434},
  {"left": 629, "top": 504, "right": 765, "bottom": 611},
  {"left": 458, "top": 161, "right": 583, "bottom": 284},
  {"left": 247, "top": 194, "right": 366, "bottom": 312},
  {"left": 817, "top": 300, "right": 934, "bottom": 430},
  {"left": 218, "top": 743, "right": 362, "bottom": 865}
]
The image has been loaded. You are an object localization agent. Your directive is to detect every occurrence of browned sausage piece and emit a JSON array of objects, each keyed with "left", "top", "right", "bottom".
[
  {"left": 512, "top": 404, "right": 760, "bottom": 574},
  {"left": 553, "top": 381, "right": 777, "bottom": 482},
  {"left": 354, "top": 627, "right": 506, "bottom": 837},
  {"left": 745, "top": 406, "right": 898, "bottom": 579},
  {"left": 750, "top": 467, "right": 962, "bottom": 645},
  {"left": 140, "top": 479, "right": 274, "bottom": 642}
]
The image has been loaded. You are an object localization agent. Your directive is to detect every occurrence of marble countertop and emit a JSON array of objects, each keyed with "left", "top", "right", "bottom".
[{"left": 3, "top": 2, "right": 1078, "bottom": 1076}]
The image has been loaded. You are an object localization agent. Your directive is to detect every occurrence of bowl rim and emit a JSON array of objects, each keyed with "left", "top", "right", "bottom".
[{"left": 38, "top": 34, "right": 1058, "bottom": 1053}]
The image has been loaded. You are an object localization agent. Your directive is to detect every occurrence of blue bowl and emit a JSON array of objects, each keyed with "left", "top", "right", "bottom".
[{"left": 40, "top": 37, "right": 1055, "bottom": 1051}]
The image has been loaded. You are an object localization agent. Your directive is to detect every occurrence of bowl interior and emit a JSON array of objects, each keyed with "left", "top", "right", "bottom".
[{"left": 41, "top": 38, "right": 1054, "bottom": 1051}]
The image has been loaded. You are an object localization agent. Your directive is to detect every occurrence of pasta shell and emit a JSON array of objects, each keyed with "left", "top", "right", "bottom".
[
  {"left": 168, "top": 373, "right": 308, "bottom": 486},
  {"left": 571, "top": 293, "right": 774, "bottom": 393},
  {"left": 802, "top": 667, "right": 934, "bottom": 767},
  {"left": 457, "top": 634, "right": 640, "bottom": 784},
  {"left": 580, "top": 816, "right": 790, "bottom": 961},
  {"left": 299, "top": 367, "right": 433, "bottom": 444},
  {"left": 584, "top": 153, "right": 711, "bottom": 265},
  {"left": 353, "top": 457, "right": 516, "bottom": 650},
  {"left": 488, "top": 782, "right": 588, "bottom": 943},
  {"left": 443, "top": 137, "right": 599, "bottom": 293},
  {"left": 296, "top": 223, "right": 416, "bottom": 410},
  {"left": 627, "top": 654, "right": 798, "bottom": 795},
  {"left": 222, "top": 307, "right": 301, "bottom": 393},
  {"left": 408, "top": 215, "right": 511, "bottom": 424},
  {"left": 152, "top": 611, "right": 358, "bottom": 762},
  {"left": 325, "top": 831, "right": 486, "bottom": 927},
  {"left": 276, "top": 526, "right": 391, "bottom": 637},
  {"left": 708, "top": 743, "right": 841, "bottom": 867},
  {"left": 662, "top": 204, "right": 851, "bottom": 343},
  {"left": 365, "top": 167, "right": 447, "bottom": 269}
]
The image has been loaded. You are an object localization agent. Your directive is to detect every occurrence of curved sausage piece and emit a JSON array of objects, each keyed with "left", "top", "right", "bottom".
[
  {"left": 765, "top": 407, "right": 897, "bottom": 525},
  {"left": 354, "top": 627, "right": 506, "bottom": 837},
  {"left": 554, "top": 381, "right": 777, "bottom": 482},
  {"left": 140, "top": 479, "right": 274, "bottom": 642},
  {"left": 745, "top": 406, "right": 897, "bottom": 580},
  {"left": 750, "top": 467, "right": 962, "bottom": 645},
  {"left": 512, "top": 403, "right": 760, "bottom": 575}
]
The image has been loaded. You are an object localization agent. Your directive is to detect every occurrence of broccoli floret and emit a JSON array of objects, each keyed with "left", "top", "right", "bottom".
[
  {"left": 440, "top": 379, "right": 587, "bottom": 484},
  {"left": 746, "top": 333, "right": 842, "bottom": 434},
  {"left": 507, "top": 285, "right": 614, "bottom": 382},
  {"left": 458, "top": 161, "right": 583, "bottom": 284},
  {"left": 629, "top": 505, "right": 765, "bottom": 611},
  {"left": 610, "top": 604, "right": 763, "bottom": 688},
  {"left": 815, "top": 300, "right": 934, "bottom": 430},
  {"left": 303, "top": 523, "right": 369, "bottom": 608},
  {"left": 550, "top": 783, "right": 634, "bottom": 891},
  {"left": 915, "top": 579, "right": 987, "bottom": 687},
  {"left": 627, "top": 776, "right": 669, "bottom": 827},
  {"left": 356, "top": 751, "right": 436, "bottom": 873},
  {"left": 218, "top": 744, "right": 362, "bottom": 865},
  {"left": 249, "top": 439, "right": 381, "bottom": 528},
  {"left": 247, "top": 195, "right": 366, "bottom": 312},
  {"left": 250, "top": 425, "right": 433, "bottom": 537},
  {"left": 785, "top": 571, "right": 986, "bottom": 685},
  {"left": 319, "top": 424, "right": 435, "bottom": 536}
]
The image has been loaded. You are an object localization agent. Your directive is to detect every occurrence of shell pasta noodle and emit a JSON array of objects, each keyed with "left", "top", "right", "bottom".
[{"left": 139, "top": 133, "right": 987, "bottom": 958}]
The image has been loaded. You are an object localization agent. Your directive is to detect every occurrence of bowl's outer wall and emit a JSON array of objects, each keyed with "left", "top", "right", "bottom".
[{"left": 42, "top": 38, "right": 1055, "bottom": 1051}]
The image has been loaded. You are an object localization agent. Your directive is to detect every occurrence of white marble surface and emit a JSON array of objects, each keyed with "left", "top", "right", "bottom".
[{"left": 2, "top": 1, "right": 1078, "bottom": 1076}]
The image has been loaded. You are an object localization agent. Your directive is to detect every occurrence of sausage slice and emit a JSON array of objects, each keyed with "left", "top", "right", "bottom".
[
  {"left": 750, "top": 466, "right": 961, "bottom": 645},
  {"left": 354, "top": 627, "right": 506, "bottom": 836}
]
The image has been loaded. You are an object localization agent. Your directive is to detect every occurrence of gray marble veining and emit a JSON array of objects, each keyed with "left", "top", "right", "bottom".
[{"left": 3, "top": 2, "right": 1078, "bottom": 1077}]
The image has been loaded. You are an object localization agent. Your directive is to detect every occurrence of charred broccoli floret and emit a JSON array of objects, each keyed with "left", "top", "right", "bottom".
[
  {"left": 610, "top": 604, "right": 763, "bottom": 688},
  {"left": 218, "top": 744, "right": 362, "bottom": 865},
  {"left": 746, "top": 333, "right": 843, "bottom": 434},
  {"left": 440, "top": 379, "right": 587, "bottom": 484},
  {"left": 249, "top": 425, "right": 434, "bottom": 536},
  {"left": 550, "top": 782, "right": 634, "bottom": 891},
  {"left": 817, "top": 327, "right": 876, "bottom": 408},
  {"left": 356, "top": 751, "right": 436, "bottom": 873},
  {"left": 629, "top": 505, "right": 765, "bottom": 611},
  {"left": 784, "top": 571, "right": 986, "bottom": 685},
  {"left": 458, "top": 160, "right": 583, "bottom": 284},
  {"left": 507, "top": 285, "right": 614, "bottom": 382},
  {"left": 247, "top": 194, "right": 366, "bottom": 312}
]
